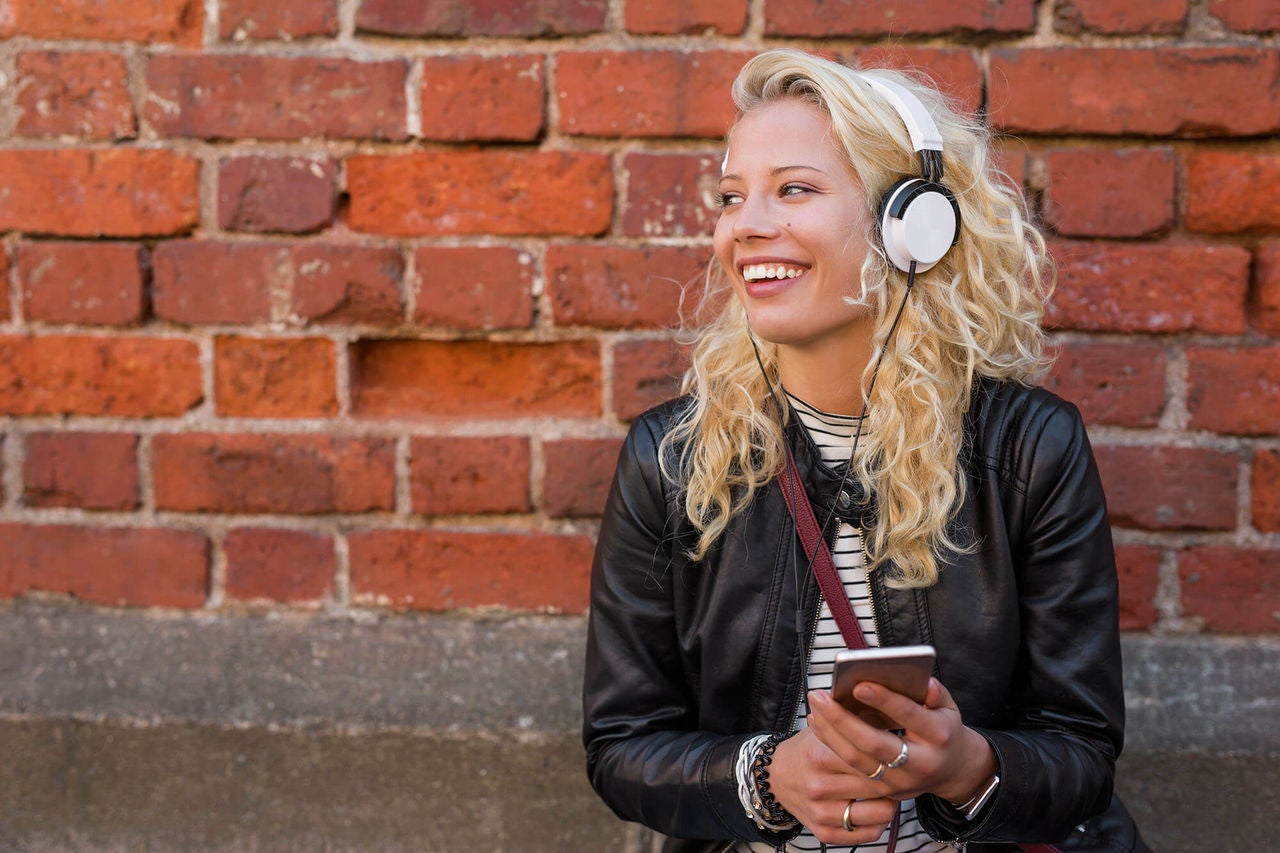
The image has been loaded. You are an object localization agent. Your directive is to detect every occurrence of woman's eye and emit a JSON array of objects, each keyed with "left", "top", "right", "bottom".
[
  {"left": 714, "top": 191, "right": 743, "bottom": 208},
  {"left": 780, "top": 184, "right": 810, "bottom": 197}
]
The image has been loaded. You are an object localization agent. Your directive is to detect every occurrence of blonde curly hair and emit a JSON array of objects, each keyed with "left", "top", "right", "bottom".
[{"left": 659, "top": 49, "right": 1054, "bottom": 588}]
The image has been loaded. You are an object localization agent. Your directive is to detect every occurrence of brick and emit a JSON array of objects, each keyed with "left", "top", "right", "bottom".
[
  {"left": 990, "top": 48, "right": 1280, "bottom": 137},
  {"left": 348, "top": 530, "right": 594, "bottom": 612},
  {"left": 844, "top": 48, "right": 984, "bottom": 115},
  {"left": 17, "top": 241, "right": 145, "bottom": 325},
  {"left": 152, "top": 434, "right": 395, "bottom": 514},
  {"left": 14, "top": 51, "right": 135, "bottom": 140},
  {"left": 153, "top": 241, "right": 402, "bottom": 326},
  {"left": 409, "top": 437, "right": 531, "bottom": 515},
  {"left": 547, "top": 245, "right": 705, "bottom": 329},
  {"left": 412, "top": 246, "right": 534, "bottom": 330},
  {"left": 625, "top": 0, "right": 747, "bottom": 34},
  {"left": 765, "top": 0, "right": 1035, "bottom": 35},
  {"left": 543, "top": 437, "right": 623, "bottom": 518},
  {"left": 352, "top": 340, "right": 600, "bottom": 419},
  {"left": 218, "top": 156, "right": 337, "bottom": 234},
  {"left": 0, "top": 149, "right": 198, "bottom": 237},
  {"left": 1186, "top": 346, "right": 1280, "bottom": 436},
  {"left": 1047, "top": 242, "right": 1249, "bottom": 334},
  {"left": 1043, "top": 148, "right": 1175, "bottom": 238},
  {"left": 356, "top": 0, "right": 604, "bottom": 36},
  {"left": 557, "top": 50, "right": 749, "bottom": 138},
  {"left": 1208, "top": 0, "right": 1280, "bottom": 32},
  {"left": 1093, "top": 445, "right": 1239, "bottom": 530},
  {"left": 1254, "top": 242, "right": 1280, "bottom": 336},
  {"left": 214, "top": 336, "right": 337, "bottom": 419},
  {"left": 0, "top": 247, "right": 9, "bottom": 322},
  {"left": 0, "top": 0, "right": 203, "bottom": 44},
  {"left": 1114, "top": 546, "right": 1160, "bottom": 631},
  {"left": 1043, "top": 341, "right": 1167, "bottom": 428},
  {"left": 1186, "top": 151, "right": 1280, "bottom": 234},
  {"left": 144, "top": 55, "right": 408, "bottom": 140},
  {"left": 347, "top": 151, "right": 611, "bottom": 236},
  {"left": 1054, "top": 0, "right": 1187, "bottom": 34},
  {"left": 1178, "top": 547, "right": 1280, "bottom": 632},
  {"left": 0, "top": 524, "right": 207, "bottom": 608},
  {"left": 612, "top": 338, "right": 688, "bottom": 421},
  {"left": 1254, "top": 450, "right": 1280, "bottom": 533},
  {"left": 420, "top": 54, "right": 544, "bottom": 142},
  {"left": 220, "top": 0, "right": 339, "bottom": 40},
  {"left": 993, "top": 139, "right": 1029, "bottom": 192},
  {"left": 622, "top": 152, "right": 721, "bottom": 238},
  {"left": 223, "top": 528, "right": 334, "bottom": 603},
  {"left": 23, "top": 432, "right": 139, "bottom": 510},
  {"left": 0, "top": 335, "right": 202, "bottom": 416}
]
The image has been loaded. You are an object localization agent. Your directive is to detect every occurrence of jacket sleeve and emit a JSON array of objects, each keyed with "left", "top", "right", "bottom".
[
  {"left": 918, "top": 395, "right": 1125, "bottom": 844},
  {"left": 582, "top": 411, "right": 789, "bottom": 844}
]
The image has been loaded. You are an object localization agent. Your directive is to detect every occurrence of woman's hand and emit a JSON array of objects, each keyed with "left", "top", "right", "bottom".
[
  {"left": 767, "top": 726, "right": 898, "bottom": 845},
  {"left": 805, "top": 678, "right": 998, "bottom": 806}
]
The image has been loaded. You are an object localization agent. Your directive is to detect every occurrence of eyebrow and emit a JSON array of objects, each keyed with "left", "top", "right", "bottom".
[{"left": 719, "top": 164, "right": 829, "bottom": 182}]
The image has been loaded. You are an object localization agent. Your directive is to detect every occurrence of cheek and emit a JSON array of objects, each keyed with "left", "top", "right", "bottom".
[{"left": 712, "top": 219, "right": 734, "bottom": 271}]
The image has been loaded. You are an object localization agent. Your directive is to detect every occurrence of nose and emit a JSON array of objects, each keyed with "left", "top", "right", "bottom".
[{"left": 731, "top": 193, "right": 781, "bottom": 241}]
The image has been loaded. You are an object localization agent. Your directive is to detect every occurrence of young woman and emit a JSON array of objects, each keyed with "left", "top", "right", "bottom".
[{"left": 583, "top": 50, "right": 1139, "bottom": 852}]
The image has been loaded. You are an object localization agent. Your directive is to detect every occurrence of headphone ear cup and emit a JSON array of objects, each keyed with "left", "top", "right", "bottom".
[{"left": 878, "top": 178, "right": 961, "bottom": 273}]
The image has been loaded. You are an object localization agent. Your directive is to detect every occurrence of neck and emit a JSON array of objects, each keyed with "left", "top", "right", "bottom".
[{"left": 776, "top": 331, "right": 874, "bottom": 416}]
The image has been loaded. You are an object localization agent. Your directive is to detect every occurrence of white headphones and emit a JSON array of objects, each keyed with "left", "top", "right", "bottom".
[{"left": 858, "top": 74, "right": 961, "bottom": 274}]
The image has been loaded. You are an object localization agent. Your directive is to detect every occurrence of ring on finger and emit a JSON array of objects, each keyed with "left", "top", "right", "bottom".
[
  {"left": 887, "top": 739, "right": 909, "bottom": 769},
  {"left": 865, "top": 760, "right": 887, "bottom": 781},
  {"left": 842, "top": 799, "right": 856, "bottom": 832}
]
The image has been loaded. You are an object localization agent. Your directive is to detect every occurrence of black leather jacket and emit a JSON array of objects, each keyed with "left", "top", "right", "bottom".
[{"left": 583, "top": 381, "right": 1124, "bottom": 850}]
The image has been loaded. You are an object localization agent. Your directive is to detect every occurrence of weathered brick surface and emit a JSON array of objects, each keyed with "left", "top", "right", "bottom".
[
  {"left": 1047, "top": 243, "right": 1249, "bottom": 334},
  {"left": 23, "top": 432, "right": 139, "bottom": 510},
  {"left": 543, "top": 438, "right": 623, "bottom": 518},
  {"left": 14, "top": 51, "right": 135, "bottom": 140},
  {"left": 1186, "top": 152, "right": 1280, "bottom": 234},
  {"left": 409, "top": 438, "right": 532, "bottom": 516},
  {"left": 1186, "top": 347, "right": 1280, "bottom": 436},
  {"left": 348, "top": 530, "right": 594, "bottom": 612},
  {"left": 420, "top": 55, "right": 544, "bottom": 142},
  {"left": 0, "top": 523, "right": 207, "bottom": 608},
  {"left": 152, "top": 434, "right": 396, "bottom": 514},
  {"left": 612, "top": 339, "right": 687, "bottom": 421},
  {"left": 214, "top": 337, "right": 337, "bottom": 419},
  {"left": 412, "top": 247, "right": 534, "bottom": 330},
  {"left": 626, "top": 0, "right": 747, "bottom": 34},
  {"left": 1178, "top": 547, "right": 1280, "bottom": 633},
  {"left": 218, "top": 157, "right": 337, "bottom": 234},
  {"left": 1053, "top": 0, "right": 1188, "bottom": 34},
  {"left": 1115, "top": 546, "right": 1161, "bottom": 631},
  {"left": 547, "top": 245, "right": 706, "bottom": 329},
  {"left": 1254, "top": 242, "right": 1280, "bottom": 336},
  {"left": 990, "top": 48, "right": 1280, "bottom": 136},
  {"left": 0, "top": 248, "right": 9, "bottom": 322},
  {"left": 0, "top": 335, "right": 202, "bottom": 417},
  {"left": 0, "top": 0, "right": 203, "bottom": 44},
  {"left": 765, "top": 0, "right": 1036, "bottom": 35},
  {"left": 351, "top": 340, "right": 601, "bottom": 419},
  {"left": 0, "top": 150, "right": 198, "bottom": 237},
  {"left": 1208, "top": 0, "right": 1280, "bottom": 32},
  {"left": 220, "top": 0, "right": 339, "bottom": 40},
  {"left": 144, "top": 55, "right": 408, "bottom": 140},
  {"left": 622, "top": 152, "right": 722, "bottom": 238},
  {"left": 17, "top": 242, "right": 145, "bottom": 325},
  {"left": 1254, "top": 450, "right": 1280, "bottom": 533},
  {"left": 1093, "top": 445, "right": 1239, "bottom": 530},
  {"left": 223, "top": 528, "right": 334, "bottom": 602},
  {"left": 347, "top": 152, "right": 611, "bottom": 236},
  {"left": 153, "top": 242, "right": 402, "bottom": 326},
  {"left": 557, "top": 50, "right": 748, "bottom": 138},
  {"left": 1043, "top": 341, "right": 1167, "bottom": 428},
  {"left": 844, "top": 48, "right": 984, "bottom": 113},
  {"left": 1043, "top": 148, "right": 1175, "bottom": 238},
  {"left": 356, "top": 0, "right": 605, "bottom": 36}
]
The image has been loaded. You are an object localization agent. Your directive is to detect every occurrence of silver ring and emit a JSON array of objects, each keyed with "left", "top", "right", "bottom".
[
  {"left": 842, "top": 799, "right": 856, "bottom": 832},
  {"left": 865, "top": 760, "right": 887, "bottom": 781},
  {"left": 887, "top": 740, "right": 909, "bottom": 769}
]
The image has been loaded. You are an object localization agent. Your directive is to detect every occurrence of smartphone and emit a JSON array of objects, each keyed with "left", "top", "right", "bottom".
[{"left": 829, "top": 645, "right": 936, "bottom": 729}]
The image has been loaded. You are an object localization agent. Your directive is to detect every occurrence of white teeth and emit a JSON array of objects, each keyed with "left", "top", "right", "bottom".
[{"left": 742, "top": 264, "right": 806, "bottom": 282}]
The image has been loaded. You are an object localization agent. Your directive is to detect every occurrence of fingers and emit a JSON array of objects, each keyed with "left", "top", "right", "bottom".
[
  {"left": 806, "top": 691, "right": 905, "bottom": 777},
  {"left": 809, "top": 796, "right": 898, "bottom": 847}
]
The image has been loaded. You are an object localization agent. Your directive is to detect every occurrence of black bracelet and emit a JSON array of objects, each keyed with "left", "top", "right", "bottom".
[{"left": 751, "top": 732, "right": 797, "bottom": 827}]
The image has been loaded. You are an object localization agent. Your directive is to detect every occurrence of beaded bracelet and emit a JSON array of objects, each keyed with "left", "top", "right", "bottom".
[{"left": 750, "top": 732, "right": 797, "bottom": 827}]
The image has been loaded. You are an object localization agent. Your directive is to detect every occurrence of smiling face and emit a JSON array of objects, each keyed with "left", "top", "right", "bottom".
[{"left": 714, "top": 98, "right": 874, "bottom": 361}]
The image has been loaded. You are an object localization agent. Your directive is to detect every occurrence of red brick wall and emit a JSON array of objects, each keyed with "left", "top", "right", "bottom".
[{"left": 1, "top": 1, "right": 1276, "bottom": 634}]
